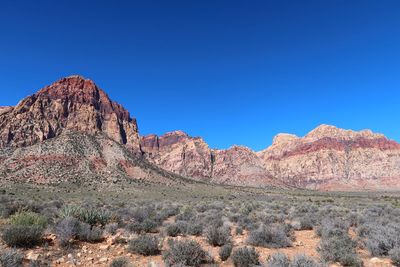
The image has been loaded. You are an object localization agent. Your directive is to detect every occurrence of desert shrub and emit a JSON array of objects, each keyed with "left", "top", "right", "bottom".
[
  {"left": 296, "top": 216, "right": 314, "bottom": 230},
  {"left": 175, "top": 221, "right": 189, "bottom": 234},
  {"left": 56, "top": 217, "right": 80, "bottom": 247},
  {"left": 290, "top": 254, "right": 320, "bottom": 267},
  {"left": 140, "top": 219, "right": 159, "bottom": 233},
  {"left": 160, "top": 206, "right": 179, "bottom": 217},
  {"left": 109, "top": 257, "right": 132, "bottom": 267},
  {"left": 131, "top": 206, "right": 156, "bottom": 223},
  {"left": 105, "top": 223, "right": 119, "bottom": 235},
  {"left": 166, "top": 223, "right": 182, "bottom": 237},
  {"left": 176, "top": 207, "right": 196, "bottom": 221},
  {"left": 128, "top": 235, "right": 160, "bottom": 256},
  {"left": 163, "top": 239, "right": 209, "bottom": 267},
  {"left": 76, "top": 223, "right": 104, "bottom": 243},
  {"left": 60, "top": 205, "right": 111, "bottom": 226},
  {"left": 199, "top": 211, "right": 224, "bottom": 228},
  {"left": 231, "top": 246, "right": 260, "bottom": 267},
  {"left": 187, "top": 223, "right": 203, "bottom": 236},
  {"left": 9, "top": 211, "right": 47, "bottom": 229},
  {"left": 390, "top": 248, "right": 400, "bottom": 267},
  {"left": 0, "top": 249, "right": 23, "bottom": 267},
  {"left": 219, "top": 243, "right": 232, "bottom": 261},
  {"left": 2, "top": 225, "right": 43, "bottom": 247},
  {"left": 205, "top": 225, "right": 231, "bottom": 246},
  {"left": 364, "top": 223, "right": 400, "bottom": 256},
  {"left": 126, "top": 219, "right": 159, "bottom": 234},
  {"left": 315, "top": 218, "right": 349, "bottom": 238},
  {"left": 318, "top": 234, "right": 362, "bottom": 266},
  {"left": 247, "top": 224, "right": 292, "bottom": 248},
  {"left": 266, "top": 252, "right": 290, "bottom": 267},
  {"left": 237, "top": 216, "right": 254, "bottom": 230},
  {"left": 126, "top": 221, "right": 142, "bottom": 233}
]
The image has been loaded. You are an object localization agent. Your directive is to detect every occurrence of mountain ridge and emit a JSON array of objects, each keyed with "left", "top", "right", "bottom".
[{"left": 1, "top": 76, "right": 399, "bottom": 190}]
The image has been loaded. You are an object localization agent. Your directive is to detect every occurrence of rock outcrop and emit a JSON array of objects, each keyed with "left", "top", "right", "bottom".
[
  {"left": 0, "top": 76, "right": 140, "bottom": 151},
  {"left": 140, "top": 132, "right": 274, "bottom": 187}
]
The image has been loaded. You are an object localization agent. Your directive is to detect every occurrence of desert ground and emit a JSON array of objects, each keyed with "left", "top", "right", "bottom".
[{"left": 0, "top": 180, "right": 399, "bottom": 267}]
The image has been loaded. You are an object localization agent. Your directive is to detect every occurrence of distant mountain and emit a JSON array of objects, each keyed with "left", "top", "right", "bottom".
[
  {"left": 142, "top": 125, "right": 400, "bottom": 190},
  {"left": 1, "top": 76, "right": 399, "bottom": 190}
]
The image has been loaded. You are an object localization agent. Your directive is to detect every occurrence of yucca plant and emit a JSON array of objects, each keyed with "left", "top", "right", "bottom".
[{"left": 60, "top": 205, "right": 111, "bottom": 226}]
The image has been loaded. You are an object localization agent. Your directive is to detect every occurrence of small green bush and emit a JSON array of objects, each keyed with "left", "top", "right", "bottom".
[
  {"left": 9, "top": 211, "right": 47, "bottom": 229},
  {"left": 77, "top": 223, "right": 104, "bottom": 243},
  {"left": 204, "top": 225, "right": 231, "bottom": 246},
  {"left": 166, "top": 223, "right": 181, "bottom": 237},
  {"left": 55, "top": 217, "right": 80, "bottom": 247},
  {"left": 187, "top": 223, "right": 203, "bottom": 236},
  {"left": 2, "top": 225, "right": 43, "bottom": 248},
  {"left": 105, "top": 223, "right": 118, "bottom": 235},
  {"left": 318, "top": 234, "right": 362, "bottom": 266},
  {"left": 126, "top": 219, "right": 159, "bottom": 234},
  {"left": 163, "top": 239, "right": 210, "bottom": 267},
  {"left": 247, "top": 224, "right": 292, "bottom": 248},
  {"left": 128, "top": 235, "right": 160, "bottom": 256},
  {"left": 231, "top": 247, "right": 260, "bottom": 267}
]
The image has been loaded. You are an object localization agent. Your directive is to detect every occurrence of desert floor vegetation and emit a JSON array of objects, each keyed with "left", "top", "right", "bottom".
[{"left": 0, "top": 182, "right": 399, "bottom": 266}]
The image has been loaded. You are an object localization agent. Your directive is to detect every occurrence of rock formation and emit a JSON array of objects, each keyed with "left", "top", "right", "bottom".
[
  {"left": 140, "top": 131, "right": 274, "bottom": 187},
  {"left": 0, "top": 75, "right": 140, "bottom": 151},
  {"left": 141, "top": 125, "right": 400, "bottom": 190},
  {"left": 2, "top": 76, "right": 400, "bottom": 190},
  {"left": 0, "top": 76, "right": 180, "bottom": 185}
]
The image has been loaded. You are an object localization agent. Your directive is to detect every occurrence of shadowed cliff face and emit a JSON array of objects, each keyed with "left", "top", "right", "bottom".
[
  {"left": 1, "top": 76, "right": 400, "bottom": 190},
  {"left": 0, "top": 76, "right": 140, "bottom": 151}
]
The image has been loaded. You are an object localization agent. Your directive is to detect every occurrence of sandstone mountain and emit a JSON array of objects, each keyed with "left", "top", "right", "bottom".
[
  {"left": 0, "top": 76, "right": 187, "bottom": 186},
  {"left": 141, "top": 127, "right": 400, "bottom": 190},
  {"left": 1, "top": 76, "right": 400, "bottom": 190},
  {"left": 0, "top": 76, "right": 140, "bottom": 151}
]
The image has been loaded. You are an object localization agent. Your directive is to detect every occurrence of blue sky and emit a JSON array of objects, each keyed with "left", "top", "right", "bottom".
[{"left": 1, "top": 0, "right": 399, "bottom": 151}]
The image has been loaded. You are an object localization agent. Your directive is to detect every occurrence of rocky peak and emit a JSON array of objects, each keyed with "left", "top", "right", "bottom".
[
  {"left": 34, "top": 75, "right": 131, "bottom": 121},
  {"left": 156, "top": 131, "right": 190, "bottom": 146},
  {"left": 305, "top": 124, "right": 384, "bottom": 141},
  {"left": 272, "top": 133, "right": 299, "bottom": 146},
  {"left": 0, "top": 76, "right": 140, "bottom": 150}
]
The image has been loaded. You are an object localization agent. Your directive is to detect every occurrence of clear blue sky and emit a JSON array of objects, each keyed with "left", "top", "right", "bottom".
[{"left": 1, "top": 0, "right": 399, "bottom": 151}]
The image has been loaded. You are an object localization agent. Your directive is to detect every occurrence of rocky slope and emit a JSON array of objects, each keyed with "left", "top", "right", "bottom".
[
  {"left": 140, "top": 131, "right": 274, "bottom": 187},
  {"left": 258, "top": 125, "right": 400, "bottom": 190},
  {"left": 1, "top": 76, "right": 400, "bottom": 190},
  {"left": 141, "top": 125, "right": 400, "bottom": 190},
  {"left": 0, "top": 76, "right": 185, "bottom": 186}
]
